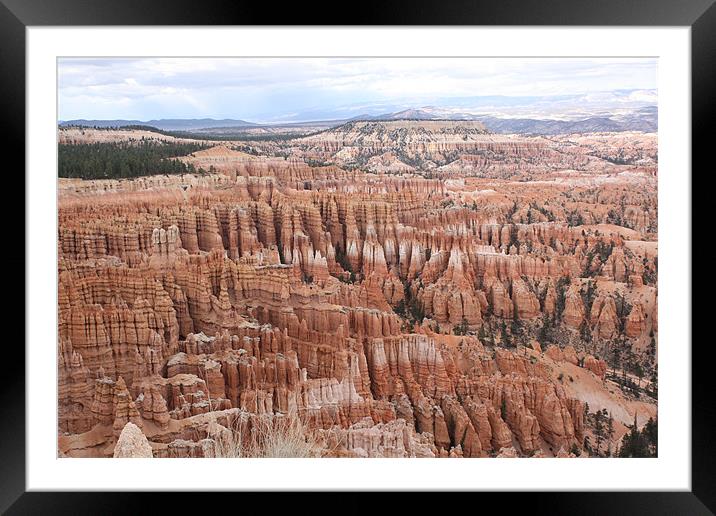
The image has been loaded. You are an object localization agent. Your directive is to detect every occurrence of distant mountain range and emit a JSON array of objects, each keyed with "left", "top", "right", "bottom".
[
  {"left": 254, "top": 89, "right": 655, "bottom": 123},
  {"left": 476, "top": 112, "right": 657, "bottom": 135},
  {"left": 478, "top": 106, "right": 656, "bottom": 135},
  {"left": 60, "top": 105, "right": 657, "bottom": 136},
  {"left": 59, "top": 118, "right": 257, "bottom": 131},
  {"left": 350, "top": 106, "right": 657, "bottom": 134}
]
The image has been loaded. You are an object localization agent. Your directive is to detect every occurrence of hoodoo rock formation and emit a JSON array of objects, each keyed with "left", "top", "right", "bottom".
[
  {"left": 113, "top": 422, "right": 153, "bottom": 458},
  {"left": 58, "top": 125, "right": 657, "bottom": 458}
]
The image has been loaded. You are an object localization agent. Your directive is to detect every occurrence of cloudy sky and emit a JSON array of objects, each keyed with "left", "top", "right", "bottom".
[{"left": 58, "top": 57, "right": 657, "bottom": 123}]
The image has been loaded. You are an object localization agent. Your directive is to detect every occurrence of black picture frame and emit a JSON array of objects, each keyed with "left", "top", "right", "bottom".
[{"left": 2, "top": 0, "right": 709, "bottom": 512}]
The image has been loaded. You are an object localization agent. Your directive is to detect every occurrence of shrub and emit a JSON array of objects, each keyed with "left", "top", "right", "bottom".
[{"left": 205, "top": 414, "right": 321, "bottom": 458}]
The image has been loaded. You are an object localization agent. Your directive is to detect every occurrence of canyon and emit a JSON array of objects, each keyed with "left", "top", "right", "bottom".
[{"left": 57, "top": 121, "right": 657, "bottom": 458}]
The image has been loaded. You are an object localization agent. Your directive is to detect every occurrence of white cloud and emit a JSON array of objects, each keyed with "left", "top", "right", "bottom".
[{"left": 58, "top": 57, "right": 657, "bottom": 121}]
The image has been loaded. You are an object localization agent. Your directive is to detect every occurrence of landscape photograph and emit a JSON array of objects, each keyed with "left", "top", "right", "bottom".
[{"left": 57, "top": 57, "right": 658, "bottom": 459}]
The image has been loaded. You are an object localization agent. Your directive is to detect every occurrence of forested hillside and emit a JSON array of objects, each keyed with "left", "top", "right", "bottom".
[{"left": 58, "top": 140, "right": 209, "bottom": 179}]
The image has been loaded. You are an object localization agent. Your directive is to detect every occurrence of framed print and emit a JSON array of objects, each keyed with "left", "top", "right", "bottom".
[{"left": 3, "top": 0, "right": 712, "bottom": 512}]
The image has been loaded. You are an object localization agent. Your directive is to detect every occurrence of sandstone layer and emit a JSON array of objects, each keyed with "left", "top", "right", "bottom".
[{"left": 58, "top": 125, "right": 657, "bottom": 458}]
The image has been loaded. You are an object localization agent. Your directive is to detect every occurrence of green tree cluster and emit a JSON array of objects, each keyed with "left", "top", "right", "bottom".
[
  {"left": 618, "top": 417, "right": 657, "bottom": 457},
  {"left": 58, "top": 141, "right": 209, "bottom": 179},
  {"left": 453, "top": 318, "right": 469, "bottom": 336}
]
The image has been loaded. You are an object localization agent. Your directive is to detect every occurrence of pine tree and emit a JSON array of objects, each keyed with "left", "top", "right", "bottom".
[
  {"left": 500, "top": 321, "right": 512, "bottom": 348},
  {"left": 583, "top": 435, "right": 593, "bottom": 456},
  {"left": 594, "top": 409, "right": 604, "bottom": 456},
  {"left": 478, "top": 323, "right": 488, "bottom": 344},
  {"left": 538, "top": 314, "right": 552, "bottom": 345},
  {"left": 643, "top": 417, "right": 658, "bottom": 456},
  {"left": 618, "top": 413, "right": 656, "bottom": 458},
  {"left": 453, "top": 318, "right": 469, "bottom": 336}
]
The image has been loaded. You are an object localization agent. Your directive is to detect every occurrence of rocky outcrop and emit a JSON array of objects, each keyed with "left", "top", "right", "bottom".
[
  {"left": 138, "top": 385, "right": 171, "bottom": 429},
  {"left": 113, "top": 422, "right": 153, "bottom": 458},
  {"left": 625, "top": 303, "right": 647, "bottom": 338},
  {"left": 511, "top": 279, "right": 541, "bottom": 319},
  {"left": 583, "top": 355, "right": 607, "bottom": 380},
  {"left": 562, "top": 291, "right": 585, "bottom": 328},
  {"left": 57, "top": 128, "right": 657, "bottom": 458},
  {"left": 590, "top": 294, "right": 619, "bottom": 340},
  {"left": 112, "top": 377, "right": 144, "bottom": 436},
  {"left": 322, "top": 417, "right": 438, "bottom": 458}
]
